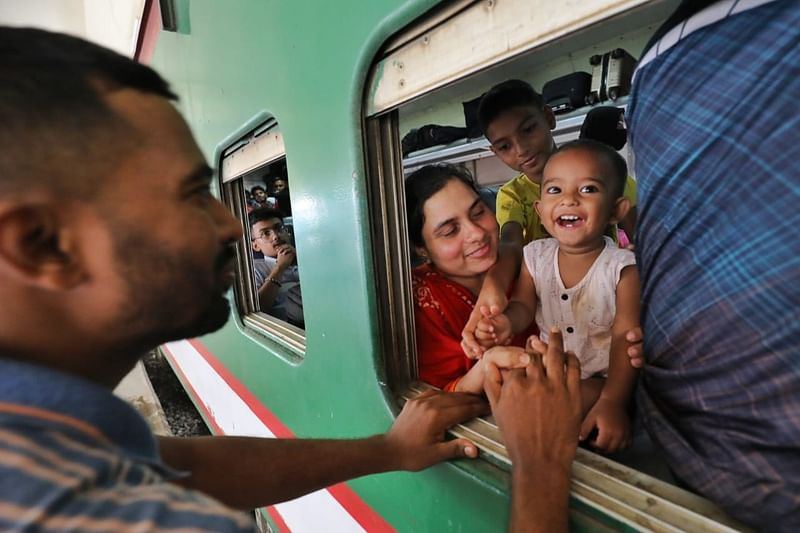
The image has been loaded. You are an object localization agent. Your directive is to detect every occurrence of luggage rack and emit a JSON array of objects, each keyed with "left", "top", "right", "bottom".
[{"left": 402, "top": 98, "right": 628, "bottom": 174}]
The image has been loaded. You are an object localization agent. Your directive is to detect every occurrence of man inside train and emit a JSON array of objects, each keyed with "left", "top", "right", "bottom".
[
  {"left": 0, "top": 27, "right": 581, "bottom": 531},
  {"left": 249, "top": 207, "right": 304, "bottom": 327}
]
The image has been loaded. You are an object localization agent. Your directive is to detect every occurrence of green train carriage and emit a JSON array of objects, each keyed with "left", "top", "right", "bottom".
[{"left": 141, "top": 0, "right": 747, "bottom": 530}]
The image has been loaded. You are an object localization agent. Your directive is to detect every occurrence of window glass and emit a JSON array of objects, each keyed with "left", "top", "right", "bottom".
[{"left": 219, "top": 121, "right": 305, "bottom": 356}]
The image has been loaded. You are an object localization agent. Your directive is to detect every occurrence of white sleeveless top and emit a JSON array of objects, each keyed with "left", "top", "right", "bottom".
[{"left": 523, "top": 237, "right": 636, "bottom": 378}]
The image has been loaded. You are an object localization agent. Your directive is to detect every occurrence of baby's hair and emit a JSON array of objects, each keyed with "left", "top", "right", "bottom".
[
  {"left": 405, "top": 164, "right": 479, "bottom": 248},
  {"left": 477, "top": 79, "right": 545, "bottom": 136},
  {"left": 551, "top": 139, "right": 628, "bottom": 199}
]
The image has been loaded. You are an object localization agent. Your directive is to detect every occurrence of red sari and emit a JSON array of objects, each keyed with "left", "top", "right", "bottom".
[{"left": 412, "top": 264, "right": 536, "bottom": 391}]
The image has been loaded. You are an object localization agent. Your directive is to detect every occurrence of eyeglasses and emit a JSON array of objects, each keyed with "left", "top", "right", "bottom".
[{"left": 252, "top": 223, "right": 286, "bottom": 241}]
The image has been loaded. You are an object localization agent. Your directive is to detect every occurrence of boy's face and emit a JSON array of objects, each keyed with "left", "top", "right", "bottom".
[
  {"left": 535, "top": 148, "right": 626, "bottom": 249},
  {"left": 485, "top": 105, "right": 556, "bottom": 183},
  {"left": 272, "top": 179, "right": 287, "bottom": 193},
  {"left": 251, "top": 217, "right": 288, "bottom": 258}
]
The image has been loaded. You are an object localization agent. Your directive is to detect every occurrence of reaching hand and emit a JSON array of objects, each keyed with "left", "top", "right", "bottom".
[
  {"left": 579, "top": 397, "right": 631, "bottom": 454},
  {"left": 474, "top": 309, "right": 513, "bottom": 348},
  {"left": 462, "top": 286, "right": 508, "bottom": 359},
  {"left": 385, "top": 390, "right": 489, "bottom": 471},
  {"left": 626, "top": 327, "right": 644, "bottom": 368},
  {"left": 484, "top": 328, "right": 582, "bottom": 469}
]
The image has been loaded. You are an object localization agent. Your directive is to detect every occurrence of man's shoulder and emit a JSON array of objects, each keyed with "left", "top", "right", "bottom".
[{"left": 0, "top": 423, "right": 252, "bottom": 531}]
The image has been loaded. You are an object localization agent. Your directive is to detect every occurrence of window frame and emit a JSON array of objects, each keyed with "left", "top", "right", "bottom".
[
  {"left": 362, "top": 0, "right": 745, "bottom": 530},
  {"left": 218, "top": 114, "right": 306, "bottom": 361}
]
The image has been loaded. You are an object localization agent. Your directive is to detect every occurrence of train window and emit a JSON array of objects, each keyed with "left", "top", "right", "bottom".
[
  {"left": 219, "top": 118, "right": 305, "bottom": 358},
  {"left": 365, "top": 0, "right": 742, "bottom": 529}
]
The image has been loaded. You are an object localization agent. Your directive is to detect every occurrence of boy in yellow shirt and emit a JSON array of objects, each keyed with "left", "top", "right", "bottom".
[{"left": 461, "top": 79, "right": 636, "bottom": 356}]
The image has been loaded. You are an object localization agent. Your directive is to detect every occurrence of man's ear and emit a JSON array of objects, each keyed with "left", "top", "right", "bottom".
[
  {"left": 251, "top": 235, "right": 261, "bottom": 253},
  {"left": 609, "top": 197, "right": 632, "bottom": 225},
  {"left": 0, "top": 205, "right": 86, "bottom": 290}
]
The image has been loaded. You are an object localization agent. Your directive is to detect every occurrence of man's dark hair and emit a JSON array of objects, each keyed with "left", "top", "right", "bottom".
[
  {"left": 477, "top": 79, "right": 545, "bottom": 136},
  {"left": 0, "top": 27, "right": 177, "bottom": 198},
  {"left": 251, "top": 185, "right": 266, "bottom": 194},
  {"left": 405, "top": 163, "right": 480, "bottom": 248},
  {"left": 248, "top": 207, "right": 285, "bottom": 230},
  {"left": 551, "top": 139, "right": 628, "bottom": 199}
]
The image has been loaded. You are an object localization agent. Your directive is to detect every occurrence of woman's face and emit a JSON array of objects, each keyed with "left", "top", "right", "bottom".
[{"left": 419, "top": 179, "right": 498, "bottom": 288}]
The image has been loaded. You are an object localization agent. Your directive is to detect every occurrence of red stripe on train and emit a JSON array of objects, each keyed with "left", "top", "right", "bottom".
[
  {"left": 166, "top": 339, "right": 395, "bottom": 533},
  {"left": 162, "top": 345, "right": 292, "bottom": 532}
]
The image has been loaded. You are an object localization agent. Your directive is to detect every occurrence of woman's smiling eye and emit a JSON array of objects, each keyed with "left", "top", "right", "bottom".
[
  {"left": 470, "top": 205, "right": 485, "bottom": 219},
  {"left": 438, "top": 224, "right": 458, "bottom": 238}
]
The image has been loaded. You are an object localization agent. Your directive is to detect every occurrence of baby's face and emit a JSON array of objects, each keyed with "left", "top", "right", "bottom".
[{"left": 536, "top": 149, "right": 618, "bottom": 250}]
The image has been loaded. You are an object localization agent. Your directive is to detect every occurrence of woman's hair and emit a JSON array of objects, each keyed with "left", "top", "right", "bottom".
[{"left": 405, "top": 164, "right": 479, "bottom": 248}]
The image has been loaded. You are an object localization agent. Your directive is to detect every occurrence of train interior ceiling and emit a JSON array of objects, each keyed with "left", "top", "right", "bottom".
[{"left": 396, "top": 1, "right": 678, "bottom": 187}]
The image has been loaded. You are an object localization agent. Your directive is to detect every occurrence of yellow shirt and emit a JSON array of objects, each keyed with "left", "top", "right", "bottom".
[{"left": 495, "top": 173, "right": 637, "bottom": 244}]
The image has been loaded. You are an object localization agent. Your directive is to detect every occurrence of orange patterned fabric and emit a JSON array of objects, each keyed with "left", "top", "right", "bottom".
[{"left": 413, "top": 264, "right": 536, "bottom": 391}]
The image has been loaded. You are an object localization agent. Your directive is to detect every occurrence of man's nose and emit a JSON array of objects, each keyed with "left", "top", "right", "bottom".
[{"left": 213, "top": 199, "right": 243, "bottom": 242}]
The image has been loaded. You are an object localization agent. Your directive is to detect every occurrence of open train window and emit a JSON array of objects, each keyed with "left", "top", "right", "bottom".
[
  {"left": 219, "top": 118, "right": 305, "bottom": 358},
  {"left": 364, "top": 0, "right": 743, "bottom": 530}
]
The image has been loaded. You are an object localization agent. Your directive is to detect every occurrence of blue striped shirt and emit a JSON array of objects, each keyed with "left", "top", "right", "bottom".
[
  {"left": 0, "top": 358, "right": 253, "bottom": 532},
  {"left": 628, "top": 1, "right": 800, "bottom": 530}
]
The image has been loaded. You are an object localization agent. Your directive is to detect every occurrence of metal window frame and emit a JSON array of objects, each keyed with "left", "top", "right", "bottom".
[{"left": 219, "top": 120, "right": 306, "bottom": 361}]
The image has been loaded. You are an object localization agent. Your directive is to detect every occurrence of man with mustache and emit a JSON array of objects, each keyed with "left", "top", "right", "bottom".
[{"left": 0, "top": 27, "right": 582, "bottom": 532}]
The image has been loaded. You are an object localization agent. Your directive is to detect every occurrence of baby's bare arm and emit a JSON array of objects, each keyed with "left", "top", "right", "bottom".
[
  {"left": 578, "top": 265, "right": 640, "bottom": 453},
  {"left": 602, "top": 265, "right": 641, "bottom": 405},
  {"left": 504, "top": 263, "right": 538, "bottom": 337}
]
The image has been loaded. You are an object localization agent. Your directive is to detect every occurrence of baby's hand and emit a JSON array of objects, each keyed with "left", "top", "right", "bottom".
[
  {"left": 579, "top": 397, "right": 631, "bottom": 454},
  {"left": 474, "top": 316, "right": 499, "bottom": 349},
  {"left": 474, "top": 312, "right": 512, "bottom": 349}
]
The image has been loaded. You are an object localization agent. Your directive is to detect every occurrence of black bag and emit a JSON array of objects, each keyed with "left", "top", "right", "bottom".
[
  {"left": 402, "top": 125, "right": 468, "bottom": 156},
  {"left": 542, "top": 72, "right": 592, "bottom": 114},
  {"left": 462, "top": 95, "right": 484, "bottom": 139}
]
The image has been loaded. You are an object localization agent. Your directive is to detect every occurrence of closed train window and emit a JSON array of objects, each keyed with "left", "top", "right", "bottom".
[
  {"left": 219, "top": 118, "right": 305, "bottom": 358},
  {"left": 364, "top": 0, "right": 742, "bottom": 530}
]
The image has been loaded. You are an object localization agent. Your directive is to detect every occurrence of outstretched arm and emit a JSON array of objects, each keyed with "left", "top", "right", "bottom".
[
  {"left": 158, "top": 391, "right": 488, "bottom": 509},
  {"left": 579, "top": 265, "right": 640, "bottom": 453},
  {"left": 461, "top": 222, "right": 524, "bottom": 357},
  {"left": 484, "top": 328, "right": 582, "bottom": 533}
]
